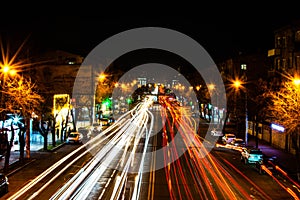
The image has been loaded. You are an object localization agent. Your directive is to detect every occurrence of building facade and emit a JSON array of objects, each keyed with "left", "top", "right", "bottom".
[{"left": 266, "top": 19, "right": 300, "bottom": 154}]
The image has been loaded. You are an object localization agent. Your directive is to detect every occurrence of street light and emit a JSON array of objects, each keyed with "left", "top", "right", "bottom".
[
  {"left": 232, "top": 78, "right": 248, "bottom": 145},
  {"left": 2, "top": 65, "right": 17, "bottom": 76},
  {"left": 233, "top": 80, "right": 241, "bottom": 90},
  {"left": 1, "top": 65, "right": 17, "bottom": 108},
  {"left": 293, "top": 77, "right": 300, "bottom": 86},
  {"left": 98, "top": 73, "right": 107, "bottom": 82}
]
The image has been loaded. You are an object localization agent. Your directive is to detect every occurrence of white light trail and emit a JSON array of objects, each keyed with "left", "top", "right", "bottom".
[{"left": 49, "top": 96, "right": 156, "bottom": 200}]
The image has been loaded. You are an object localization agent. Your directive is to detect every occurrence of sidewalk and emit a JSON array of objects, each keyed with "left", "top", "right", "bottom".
[{"left": 0, "top": 142, "right": 44, "bottom": 171}]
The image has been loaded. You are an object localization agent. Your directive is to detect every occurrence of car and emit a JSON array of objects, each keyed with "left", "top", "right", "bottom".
[
  {"left": 222, "top": 133, "right": 236, "bottom": 144},
  {"left": 99, "top": 117, "right": 114, "bottom": 126},
  {"left": 211, "top": 128, "right": 223, "bottom": 136},
  {"left": 241, "top": 148, "right": 263, "bottom": 164},
  {"left": 0, "top": 173, "right": 8, "bottom": 194},
  {"left": 230, "top": 138, "right": 245, "bottom": 147},
  {"left": 66, "top": 131, "right": 83, "bottom": 144}
]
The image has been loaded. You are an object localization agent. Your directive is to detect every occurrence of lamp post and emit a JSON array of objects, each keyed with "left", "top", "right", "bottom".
[
  {"left": 233, "top": 79, "right": 248, "bottom": 145},
  {"left": 233, "top": 80, "right": 241, "bottom": 136},
  {"left": 1, "top": 65, "right": 16, "bottom": 116}
]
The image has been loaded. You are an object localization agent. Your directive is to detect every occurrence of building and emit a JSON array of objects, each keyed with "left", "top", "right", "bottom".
[
  {"left": 31, "top": 50, "right": 84, "bottom": 141},
  {"left": 218, "top": 51, "right": 269, "bottom": 138},
  {"left": 266, "top": 19, "right": 300, "bottom": 154},
  {"left": 267, "top": 19, "right": 300, "bottom": 86}
]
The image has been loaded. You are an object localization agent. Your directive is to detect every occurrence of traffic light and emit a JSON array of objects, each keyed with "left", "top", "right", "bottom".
[
  {"left": 102, "top": 98, "right": 112, "bottom": 108},
  {"left": 126, "top": 97, "right": 133, "bottom": 104}
]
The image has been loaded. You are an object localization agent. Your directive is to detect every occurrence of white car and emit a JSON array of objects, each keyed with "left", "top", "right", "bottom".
[
  {"left": 222, "top": 133, "right": 236, "bottom": 144},
  {"left": 211, "top": 128, "right": 223, "bottom": 136}
]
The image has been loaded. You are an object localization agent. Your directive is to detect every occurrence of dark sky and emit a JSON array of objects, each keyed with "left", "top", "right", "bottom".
[{"left": 1, "top": 11, "right": 300, "bottom": 63}]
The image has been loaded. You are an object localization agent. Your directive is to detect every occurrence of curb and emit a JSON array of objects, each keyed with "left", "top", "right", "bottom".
[{"left": 48, "top": 142, "right": 66, "bottom": 152}]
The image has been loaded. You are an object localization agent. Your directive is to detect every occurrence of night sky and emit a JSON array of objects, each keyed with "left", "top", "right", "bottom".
[{"left": 1, "top": 10, "right": 300, "bottom": 63}]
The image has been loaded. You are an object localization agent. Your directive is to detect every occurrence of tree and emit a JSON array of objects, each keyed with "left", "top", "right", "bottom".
[
  {"left": 1, "top": 75, "right": 44, "bottom": 168},
  {"left": 264, "top": 75, "right": 300, "bottom": 181},
  {"left": 33, "top": 94, "right": 58, "bottom": 150},
  {"left": 0, "top": 37, "right": 43, "bottom": 169}
]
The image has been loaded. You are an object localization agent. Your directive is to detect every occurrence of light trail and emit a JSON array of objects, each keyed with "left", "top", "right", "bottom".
[
  {"left": 49, "top": 96, "right": 155, "bottom": 199},
  {"left": 9, "top": 96, "right": 296, "bottom": 199},
  {"left": 160, "top": 98, "right": 270, "bottom": 199},
  {"left": 274, "top": 164, "right": 300, "bottom": 190},
  {"left": 259, "top": 164, "right": 300, "bottom": 199},
  {"left": 147, "top": 120, "right": 157, "bottom": 200},
  {"left": 133, "top": 109, "right": 154, "bottom": 200},
  {"left": 8, "top": 97, "right": 152, "bottom": 200}
]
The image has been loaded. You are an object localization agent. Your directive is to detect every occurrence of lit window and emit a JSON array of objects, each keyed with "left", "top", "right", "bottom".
[{"left": 241, "top": 64, "right": 247, "bottom": 70}]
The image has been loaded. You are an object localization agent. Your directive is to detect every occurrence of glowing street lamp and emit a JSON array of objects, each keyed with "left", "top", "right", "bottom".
[
  {"left": 1, "top": 64, "right": 17, "bottom": 108},
  {"left": 293, "top": 77, "right": 300, "bottom": 87},
  {"left": 208, "top": 83, "right": 215, "bottom": 91},
  {"left": 2, "top": 65, "right": 16, "bottom": 76},
  {"left": 98, "top": 73, "right": 107, "bottom": 82},
  {"left": 233, "top": 80, "right": 241, "bottom": 89},
  {"left": 1, "top": 65, "right": 17, "bottom": 81}
]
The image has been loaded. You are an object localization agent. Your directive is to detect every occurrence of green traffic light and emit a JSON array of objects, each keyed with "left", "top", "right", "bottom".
[
  {"left": 126, "top": 98, "right": 132, "bottom": 104},
  {"left": 103, "top": 98, "right": 112, "bottom": 107}
]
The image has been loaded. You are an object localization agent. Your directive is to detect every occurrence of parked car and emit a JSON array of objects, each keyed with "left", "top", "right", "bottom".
[
  {"left": 241, "top": 148, "right": 263, "bottom": 164},
  {"left": 211, "top": 128, "right": 223, "bottom": 137},
  {"left": 66, "top": 131, "right": 83, "bottom": 144},
  {"left": 230, "top": 138, "right": 245, "bottom": 147},
  {"left": 0, "top": 173, "right": 8, "bottom": 194},
  {"left": 99, "top": 117, "right": 115, "bottom": 126},
  {"left": 222, "top": 133, "right": 236, "bottom": 144}
]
